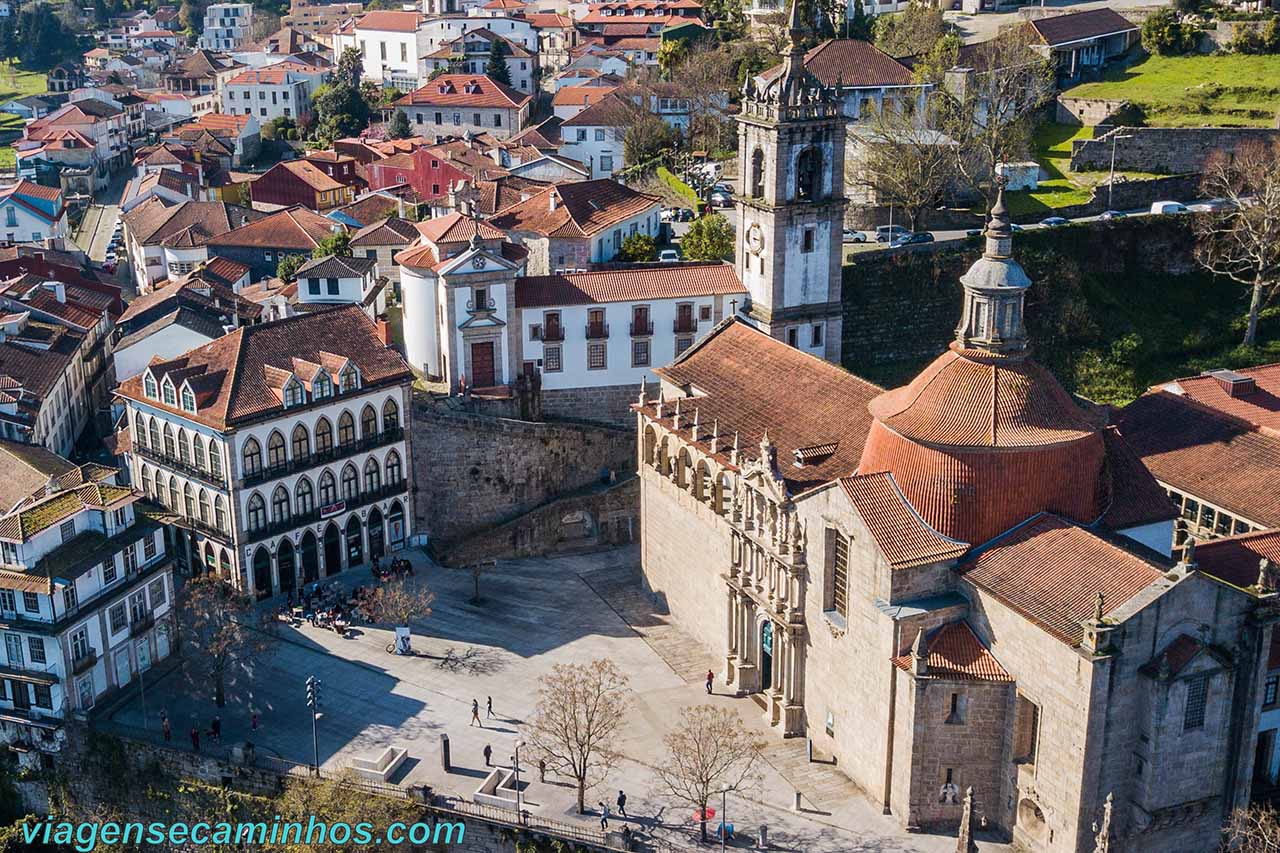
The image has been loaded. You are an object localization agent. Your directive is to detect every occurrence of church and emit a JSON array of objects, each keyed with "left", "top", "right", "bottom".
[{"left": 634, "top": 8, "right": 1277, "bottom": 851}]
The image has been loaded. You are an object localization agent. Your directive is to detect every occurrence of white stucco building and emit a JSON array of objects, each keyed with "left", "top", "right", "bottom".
[{"left": 198, "top": 3, "right": 256, "bottom": 51}]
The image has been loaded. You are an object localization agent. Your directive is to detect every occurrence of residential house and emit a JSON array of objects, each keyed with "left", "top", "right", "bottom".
[
  {"left": 121, "top": 198, "right": 263, "bottom": 292},
  {"left": 0, "top": 313, "right": 87, "bottom": 455},
  {"left": 364, "top": 144, "right": 488, "bottom": 204},
  {"left": 1029, "top": 9, "right": 1139, "bottom": 85},
  {"left": 527, "top": 13, "right": 577, "bottom": 73},
  {"left": 18, "top": 100, "right": 130, "bottom": 185},
  {"left": 206, "top": 205, "right": 347, "bottom": 279},
  {"left": 489, "top": 179, "right": 661, "bottom": 274},
  {"left": 282, "top": 0, "right": 364, "bottom": 36},
  {"left": 551, "top": 84, "right": 618, "bottom": 120},
  {"left": 167, "top": 113, "right": 262, "bottom": 167},
  {"left": 393, "top": 75, "right": 532, "bottom": 139},
  {"left": 47, "top": 64, "right": 85, "bottom": 96},
  {"left": 421, "top": 29, "right": 536, "bottom": 94},
  {"left": 349, "top": 216, "right": 419, "bottom": 286},
  {"left": 330, "top": 11, "right": 429, "bottom": 90},
  {"left": 223, "top": 60, "right": 327, "bottom": 123},
  {"left": 116, "top": 305, "right": 414, "bottom": 596},
  {"left": 557, "top": 92, "right": 636, "bottom": 179},
  {"left": 754, "top": 38, "right": 925, "bottom": 123},
  {"left": 0, "top": 182, "right": 68, "bottom": 245},
  {"left": 0, "top": 96, "right": 57, "bottom": 122},
  {"left": 162, "top": 50, "right": 244, "bottom": 101},
  {"left": 250, "top": 159, "right": 357, "bottom": 212},
  {"left": 120, "top": 169, "right": 201, "bottom": 213},
  {"left": 198, "top": 3, "right": 256, "bottom": 51},
  {"left": 127, "top": 30, "right": 180, "bottom": 51},
  {"left": 292, "top": 254, "right": 387, "bottom": 321},
  {"left": 416, "top": 16, "right": 539, "bottom": 57}
]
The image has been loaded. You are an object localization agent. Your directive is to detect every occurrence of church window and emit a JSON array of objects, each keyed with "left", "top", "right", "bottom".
[
  {"left": 749, "top": 147, "right": 764, "bottom": 199},
  {"left": 587, "top": 342, "right": 607, "bottom": 370},
  {"left": 544, "top": 345, "right": 562, "bottom": 372},
  {"left": 802, "top": 229, "right": 814, "bottom": 253},
  {"left": 292, "top": 425, "right": 310, "bottom": 459},
  {"left": 826, "top": 530, "right": 849, "bottom": 619},
  {"left": 1014, "top": 694, "right": 1039, "bottom": 762},
  {"left": 1265, "top": 676, "right": 1278, "bottom": 707},
  {"left": 1184, "top": 674, "right": 1209, "bottom": 730},
  {"left": 795, "top": 147, "right": 822, "bottom": 201},
  {"left": 946, "top": 692, "right": 965, "bottom": 725},
  {"left": 1201, "top": 505, "right": 1216, "bottom": 532},
  {"left": 973, "top": 301, "right": 988, "bottom": 338}
]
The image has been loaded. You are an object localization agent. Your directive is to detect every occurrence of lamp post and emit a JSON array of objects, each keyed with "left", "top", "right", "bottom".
[
  {"left": 1108, "top": 133, "right": 1134, "bottom": 209},
  {"left": 719, "top": 788, "right": 728, "bottom": 853},
  {"left": 513, "top": 739, "right": 526, "bottom": 816}
]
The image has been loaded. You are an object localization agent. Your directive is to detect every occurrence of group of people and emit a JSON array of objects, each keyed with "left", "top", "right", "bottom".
[{"left": 372, "top": 556, "right": 413, "bottom": 581}]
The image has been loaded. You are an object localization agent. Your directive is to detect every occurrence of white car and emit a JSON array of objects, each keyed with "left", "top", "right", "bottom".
[
  {"left": 658, "top": 249, "right": 680, "bottom": 263},
  {"left": 1150, "top": 201, "right": 1188, "bottom": 215},
  {"left": 842, "top": 229, "right": 867, "bottom": 243}
]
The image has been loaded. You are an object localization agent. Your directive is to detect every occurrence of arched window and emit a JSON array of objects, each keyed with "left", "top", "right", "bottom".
[
  {"left": 271, "top": 486, "right": 290, "bottom": 523},
  {"left": 319, "top": 470, "right": 337, "bottom": 505},
  {"left": 149, "top": 418, "right": 160, "bottom": 451},
  {"left": 143, "top": 373, "right": 158, "bottom": 399},
  {"left": 292, "top": 424, "right": 310, "bottom": 459},
  {"left": 198, "top": 488, "right": 211, "bottom": 523},
  {"left": 383, "top": 398, "right": 400, "bottom": 431},
  {"left": 141, "top": 465, "right": 153, "bottom": 499},
  {"left": 203, "top": 542, "right": 215, "bottom": 573},
  {"left": 364, "top": 458, "right": 381, "bottom": 492},
  {"left": 242, "top": 438, "right": 262, "bottom": 476},
  {"left": 209, "top": 441, "right": 223, "bottom": 479},
  {"left": 246, "top": 493, "right": 266, "bottom": 531},
  {"left": 361, "top": 405, "right": 377, "bottom": 439},
  {"left": 341, "top": 464, "right": 359, "bottom": 500},
  {"left": 750, "top": 147, "right": 765, "bottom": 198},
  {"left": 214, "top": 495, "right": 228, "bottom": 531},
  {"left": 193, "top": 434, "right": 206, "bottom": 470},
  {"left": 177, "top": 428, "right": 191, "bottom": 464},
  {"left": 163, "top": 424, "right": 176, "bottom": 458},
  {"left": 168, "top": 477, "right": 179, "bottom": 512},
  {"left": 267, "top": 431, "right": 287, "bottom": 468},
  {"left": 337, "top": 412, "right": 355, "bottom": 446},
  {"left": 296, "top": 478, "right": 314, "bottom": 515},
  {"left": 219, "top": 548, "right": 232, "bottom": 579},
  {"left": 155, "top": 472, "right": 167, "bottom": 506},
  {"left": 386, "top": 449, "right": 403, "bottom": 484},
  {"left": 183, "top": 482, "right": 195, "bottom": 517},
  {"left": 796, "top": 146, "right": 822, "bottom": 202},
  {"left": 315, "top": 417, "right": 334, "bottom": 454},
  {"left": 133, "top": 412, "right": 147, "bottom": 449}
]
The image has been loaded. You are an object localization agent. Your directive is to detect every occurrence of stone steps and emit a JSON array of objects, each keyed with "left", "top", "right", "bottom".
[{"left": 759, "top": 738, "right": 868, "bottom": 812}]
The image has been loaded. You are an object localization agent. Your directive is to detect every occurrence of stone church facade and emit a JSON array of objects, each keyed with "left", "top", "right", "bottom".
[{"left": 635, "top": 21, "right": 1277, "bottom": 846}]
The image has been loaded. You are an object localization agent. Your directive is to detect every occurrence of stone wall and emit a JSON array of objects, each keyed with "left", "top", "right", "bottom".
[
  {"left": 438, "top": 475, "right": 639, "bottom": 566},
  {"left": 540, "top": 380, "right": 654, "bottom": 428},
  {"left": 1056, "top": 97, "right": 1130, "bottom": 127},
  {"left": 409, "top": 395, "right": 635, "bottom": 551},
  {"left": 1072, "top": 126, "right": 1280, "bottom": 174}
]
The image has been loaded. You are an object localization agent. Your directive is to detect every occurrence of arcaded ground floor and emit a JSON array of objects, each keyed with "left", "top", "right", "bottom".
[{"left": 105, "top": 546, "right": 1011, "bottom": 852}]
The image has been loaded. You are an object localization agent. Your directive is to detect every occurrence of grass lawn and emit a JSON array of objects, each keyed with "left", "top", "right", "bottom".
[
  {"left": 0, "top": 67, "right": 48, "bottom": 171},
  {"left": 1066, "top": 53, "right": 1280, "bottom": 127}
]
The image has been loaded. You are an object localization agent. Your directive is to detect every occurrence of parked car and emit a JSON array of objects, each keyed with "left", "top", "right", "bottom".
[
  {"left": 1150, "top": 200, "right": 1188, "bottom": 215},
  {"left": 660, "top": 208, "right": 675, "bottom": 222},
  {"left": 674, "top": 207, "right": 694, "bottom": 222},
  {"left": 1099, "top": 210, "right": 1126, "bottom": 220},
  {"left": 1010, "top": 223, "right": 1024, "bottom": 233},
  {"left": 1188, "top": 198, "right": 1231, "bottom": 213},
  {"left": 1039, "top": 216, "right": 1069, "bottom": 227},
  {"left": 842, "top": 229, "right": 867, "bottom": 243},
  {"left": 658, "top": 248, "right": 680, "bottom": 263},
  {"left": 876, "top": 225, "right": 910, "bottom": 243},
  {"left": 889, "top": 232, "right": 935, "bottom": 248},
  {"left": 965, "top": 228, "right": 983, "bottom": 238},
  {"left": 709, "top": 190, "right": 732, "bottom": 208}
]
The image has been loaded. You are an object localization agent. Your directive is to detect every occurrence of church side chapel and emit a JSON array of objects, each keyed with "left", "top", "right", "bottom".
[{"left": 634, "top": 7, "right": 1277, "bottom": 850}]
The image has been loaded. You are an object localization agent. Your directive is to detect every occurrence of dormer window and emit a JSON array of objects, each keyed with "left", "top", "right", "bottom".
[
  {"left": 180, "top": 385, "right": 196, "bottom": 413},
  {"left": 313, "top": 371, "right": 332, "bottom": 399},
  {"left": 161, "top": 379, "right": 176, "bottom": 407},
  {"left": 143, "top": 372, "right": 158, "bottom": 399},
  {"left": 339, "top": 365, "right": 358, "bottom": 393},
  {"left": 283, "top": 378, "right": 304, "bottom": 407}
]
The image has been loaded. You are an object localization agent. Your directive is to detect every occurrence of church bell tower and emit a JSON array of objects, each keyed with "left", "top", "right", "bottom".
[{"left": 734, "top": 0, "right": 847, "bottom": 364}]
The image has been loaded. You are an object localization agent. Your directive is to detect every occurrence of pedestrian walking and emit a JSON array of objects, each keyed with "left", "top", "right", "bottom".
[
  {"left": 599, "top": 802, "right": 610, "bottom": 831},
  {"left": 483, "top": 744, "right": 492, "bottom": 766},
  {"left": 210, "top": 715, "right": 221, "bottom": 742},
  {"left": 616, "top": 790, "right": 627, "bottom": 818},
  {"left": 190, "top": 727, "right": 200, "bottom": 752},
  {"left": 251, "top": 712, "right": 259, "bottom": 731},
  {"left": 706, "top": 669, "right": 714, "bottom": 694},
  {"left": 538, "top": 758, "right": 547, "bottom": 782},
  {"left": 470, "top": 699, "right": 482, "bottom": 727},
  {"left": 161, "top": 717, "right": 171, "bottom": 742},
  {"left": 486, "top": 695, "right": 493, "bottom": 718}
]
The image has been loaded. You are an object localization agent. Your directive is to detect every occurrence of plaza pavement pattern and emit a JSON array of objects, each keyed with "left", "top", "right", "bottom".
[{"left": 108, "top": 546, "right": 1010, "bottom": 851}]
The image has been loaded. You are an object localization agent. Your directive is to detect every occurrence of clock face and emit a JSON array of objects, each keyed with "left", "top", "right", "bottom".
[
  {"left": 745, "top": 222, "right": 764, "bottom": 255},
  {"left": 471, "top": 256, "right": 486, "bottom": 270}
]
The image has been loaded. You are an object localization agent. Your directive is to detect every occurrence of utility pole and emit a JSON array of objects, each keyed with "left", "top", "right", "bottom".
[{"left": 306, "top": 675, "right": 321, "bottom": 775}]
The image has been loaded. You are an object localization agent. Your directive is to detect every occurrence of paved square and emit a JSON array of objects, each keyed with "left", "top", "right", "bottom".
[{"left": 107, "top": 547, "right": 1009, "bottom": 851}]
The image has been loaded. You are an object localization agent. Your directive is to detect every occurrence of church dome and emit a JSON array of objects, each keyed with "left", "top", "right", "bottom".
[{"left": 855, "top": 190, "right": 1108, "bottom": 544}]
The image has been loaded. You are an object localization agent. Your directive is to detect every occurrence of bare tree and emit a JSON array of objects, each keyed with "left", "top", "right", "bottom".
[
  {"left": 360, "top": 577, "right": 435, "bottom": 629},
  {"left": 664, "top": 43, "right": 736, "bottom": 153},
  {"left": 848, "top": 98, "right": 958, "bottom": 232},
  {"left": 525, "top": 659, "right": 629, "bottom": 814},
  {"left": 1195, "top": 140, "right": 1280, "bottom": 347},
  {"left": 654, "top": 704, "right": 764, "bottom": 843},
  {"left": 755, "top": 10, "right": 792, "bottom": 56},
  {"left": 1223, "top": 803, "right": 1280, "bottom": 852},
  {"left": 177, "top": 577, "right": 277, "bottom": 708}
]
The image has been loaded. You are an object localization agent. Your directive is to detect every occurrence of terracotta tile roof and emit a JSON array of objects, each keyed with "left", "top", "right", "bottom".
[
  {"left": 474, "top": 175, "right": 550, "bottom": 216},
  {"left": 516, "top": 262, "right": 742, "bottom": 307},
  {"left": 396, "top": 75, "right": 531, "bottom": 110},
  {"left": 526, "top": 12, "right": 573, "bottom": 27},
  {"left": 552, "top": 85, "right": 618, "bottom": 107},
  {"left": 561, "top": 92, "right": 640, "bottom": 128},
  {"left": 426, "top": 28, "right": 533, "bottom": 59},
  {"left": 350, "top": 216, "right": 419, "bottom": 247},
  {"left": 1117, "top": 390, "right": 1280, "bottom": 527},
  {"left": 331, "top": 194, "right": 402, "bottom": 227},
  {"left": 507, "top": 115, "right": 563, "bottom": 148},
  {"left": 490, "top": 179, "right": 659, "bottom": 239},
  {"left": 414, "top": 211, "right": 506, "bottom": 245},
  {"left": 642, "top": 318, "right": 883, "bottom": 495},
  {"left": 841, "top": 472, "right": 969, "bottom": 568},
  {"left": 353, "top": 10, "right": 424, "bottom": 32},
  {"left": 176, "top": 112, "right": 252, "bottom": 137},
  {"left": 123, "top": 197, "right": 262, "bottom": 246},
  {"left": 0, "top": 278, "right": 105, "bottom": 330},
  {"left": 0, "top": 327, "right": 81, "bottom": 401},
  {"left": 115, "top": 305, "right": 411, "bottom": 430},
  {"left": 599, "top": 22, "right": 653, "bottom": 36},
  {"left": 118, "top": 263, "right": 260, "bottom": 326},
  {"left": 204, "top": 257, "right": 251, "bottom": 284},
  {"left": 115, "top": 306, "right": 229, "bottom": 353},
  {"left": 959, "top": 513, "right": 1165, "bottom": 645},
  {"left": 0, "top": 439, "right": 75, "bottom": 512},
  {"left": 295, "top": 254, "right": 376, "bottom": 279},
  {"left": 269, "top": 159, "right": 348, "bottom": 192},
  {"left": 1030, "top": 9, "right": 1136, "bottom": 46},
  {"left": 1159, "top": 364, "right": 1280, "bottom": 431},
  {"left": 603, "top": 37, "right": 660, "bottom": 51},
  {"left": 891, "top": 622, "right": 1012, "bottom": 682},
  {"left": 1194, "top": 528, "right": 1280, "bottom": 590},
  {"left": 207, "top": 205, "right": 344, "bottom": 250},
  {"left": 227, "top": 60, "right": 315, "bottom": 86},
  {"left": 1098, "top": 425, "right": 1177, "bottom": 529}
]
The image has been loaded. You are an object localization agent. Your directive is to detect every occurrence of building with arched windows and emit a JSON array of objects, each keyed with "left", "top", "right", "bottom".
[{"left": 114, "top": 305, "right": 413, "bottom": 600}]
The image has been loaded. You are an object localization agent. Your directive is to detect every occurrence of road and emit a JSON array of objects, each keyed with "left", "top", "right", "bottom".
[
  {"left": 946, "top": 0, "right": 1170, "bottom": 44},
  {"left": 71, "top": 172, "right": 133, "bottom": 296}
]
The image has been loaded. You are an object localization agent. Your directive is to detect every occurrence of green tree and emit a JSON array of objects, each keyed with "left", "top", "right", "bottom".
[
  {"left": 618, "top": 233, "right": 657, "bottom": 262},
  {"left": 846, "top": 0, "right": 871, "bottom": 40},
  {"left": 624, "top": 111, "right": 675, "bottom": 167},
  {"left": 388, "top": 108, "right": 411, "bottom": 139},
  {"left": 312, "top": 48, "right": 372, "bottom": 145},
  {"left": 277, "top": 254, "right": 306, "bottom": 281},
  {"left": 872, "top": 3, "right": 948, "bottom": 59},
  {"left": 485, "top": 37, "right": 511, "bottom": 86},
  {"left": 682, "top": 213, "right": 734, "bottom": 261},
  {"left": 313, "top": 230, "right": 351, "bottom": 259},
  {"left": 1141, "top": 8, "right": 1196, "bottom": 56},
  {"left": 93, "top": 0, "right": 108, "bottom": 25},
  {"left": 701, "top": 0, "right": 746, "bottom": 39},
  {"left": 657, "top": 39, "right": 686, "bottom": 79}
]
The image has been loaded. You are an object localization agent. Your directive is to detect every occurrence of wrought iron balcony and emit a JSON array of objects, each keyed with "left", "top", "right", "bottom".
[
  {"left": 541, "top": 324, "right": 565, "bottom": 343},
  {"left": 466, "top": 296, "right": 497, "bottom": 313},
  {"left": 72, "top": 649, "right": 98, "bottom": 675},
  {"left": 673, "top": 317, "right": 697, "bottom": 334},
  {"left": 241, "top": 427, "right": 405, "bottom": 488},
  {"left": 129, "top": 611, "right": 155, "bottom": 637},
  {"left": 585, "top": 322, "right": 609, "bottom": 340},
  {"left": 244, "top": 479, "right": 409, "bottom": 545},
  {"left": 630, "top": 319, "right": 653, "bottom": 337},
  {"left": 134, "top": 444, "right": 229, "bottom": 489}
]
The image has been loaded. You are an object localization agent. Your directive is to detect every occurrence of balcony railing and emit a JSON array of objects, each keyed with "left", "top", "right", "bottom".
[
  {"left": 466, "top": 296, "right": 496, "bottom": 313},
  {"left": 134, "top": 444, "right": 229, "bottom": 489},
  {"left": 72, "top": 649, "right": 98, "bottom": 675},
  {"left": 630, "top": 319, "right": 653, "bottom": 337},
  {"left": 129, "top": 611, "right": 155, "bottom": 637},
  {"left": 585, "top": 322, "right": 609, "bottom": 340},
  {"left": 541, "top": 324, "right": 565, "bottom": 343},
  {"left": 241, "top": 427, "right": 404, "bottom": 488},
  {"left": 673, "top": 316, "right": 697, "bottom": 334},
  {"left": 245, "top": 479, "right": 409, "bottom": 545}
]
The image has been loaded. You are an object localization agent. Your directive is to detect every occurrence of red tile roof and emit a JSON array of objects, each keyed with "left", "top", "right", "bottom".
[
  {"left": 1193, "top": 528, "right": 1280, "bottom": 590},
  {"left": 1030, "top": 9, "right": 1137, "bottom": 46},
  {"left": 268, "top": 159, "right": 349, "bottom": 192},
  {"left": 1098, "top": 426, "right": 1178, "bottom": 530},
  {"left": 226, "top": 60, "right": 315, "bottom": 86},
  {"left": 516, "top": 262, "right": 743, "bottom": 308},
  {"left": 207, "top": 205, "right": 343, "bottom": 250},
  {"left": 415, "top": 211, "right": 507, "bottom": 244},
  {"left": 396, "top": 75, "right": 531, "bottom": 110},
  {"left": 561, "top": 92, "right": 640, "bottom": 128},
  {"left": 891, "top": 622, "right": 1011, "bottom": 682},
  {"left": 1160, "top": 363, "right": 1280, "bottom": 431},
  {"left": 353, "top": 10, "right": 424, "bottom": 32},
  {"left": 758, "top": 38, "right": 914, "bottom": 89},
  {"left": 642, "top": 318, "right": 883, "bottom": 495},
  {"left": 551, "top": 85, "right": 618, "bottom": 107},
  {"left": 1139, "top": 634, "right": 1206, "bottom": 678},
  {"left": 959, "top": 513, "right": 1165, "bottom": 645},
  {"left": 490, "top": 179, "right": 659, "bottom": 239},
  {"left": 841, "top": 472, "right": 969, "bottom": 568}
]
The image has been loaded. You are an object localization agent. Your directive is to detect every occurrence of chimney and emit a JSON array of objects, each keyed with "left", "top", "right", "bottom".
[
  {"left": 548, "top": 190, "right": 559, "bottom": 211},
  {"left": 397, "top": 195, "right": 406, "bottom": 219},
  {"left": 42, "top": 281, "right": 66, "bottom": 303}
]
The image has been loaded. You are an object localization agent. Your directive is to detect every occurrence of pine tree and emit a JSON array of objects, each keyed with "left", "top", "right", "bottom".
[
  {"left": 485, "top": 37, "right": 511, "bottom": 87},
  {"left": 847, "top": 0, "right": 871, "bottom": 41},
  {"left": 389, "top": 109, "right": 411, "bottom": 139}
]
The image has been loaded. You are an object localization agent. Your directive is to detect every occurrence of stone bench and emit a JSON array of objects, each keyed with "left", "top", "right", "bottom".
[
  {"left": 351, "top": 746, "right": 407, "bottom": 782},
  {"left": 472, "top": 767, "right": 519, "bottom": 808}
]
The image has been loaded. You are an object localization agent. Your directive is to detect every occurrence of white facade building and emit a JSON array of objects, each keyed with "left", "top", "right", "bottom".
[
  {"left": 198, "top": 3, "right": 256, "bottom": 51},
  {"left": 224, "top": 60, "right": 328, "bottom": 123},
  {"left": 331, "top": 10, "right": 430, "bottom": 90},
  {"left": 293, "top": 254, "right": 388, "bottom": 321}
]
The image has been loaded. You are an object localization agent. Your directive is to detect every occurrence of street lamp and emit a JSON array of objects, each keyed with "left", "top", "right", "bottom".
[
  {"left": 718, "top": 788, "right": 728, "bottom": 853},
  {"left": 512, "top": 739, "right": 526, "bottom": 817},
  {"left": 1108, "top": 133, "right": 1135, "bottom": 210}
]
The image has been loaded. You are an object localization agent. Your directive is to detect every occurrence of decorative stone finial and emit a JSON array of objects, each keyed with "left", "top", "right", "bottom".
[
  {"left": 1092, "top": 591, "right": 1105, "bottom": 623},
  {"left": 672, "top": 397, "right": 682, "bottom": 429},
  {"left": 910, "top": 628, "right": 928, "bottom": 675},
  {"left": 957, "top": 786, "right": 978, "bottom": 853},
  {"left": 655, "top": 394, "right": 665, "bottom": 419},
  {"left": 469, "top": 230, "right": 482, "bottom": 252},
  {"left": 731, "top": 432, "right": 740, "bottom": 466},
  {"left": 711, "top": 419, "right": 720, "bottom": 454},
  {"left": 1259, "top": 558, "right": 1274, "bottom": 592},
  {"left": 760, "top": 430, "right": 775, "bottom": 467},
  {"left": 1181, "top": 537, "right": 1197, "bottom": 570},
  {"left": 691, "top": 408, "right": 700, "bottom": 442}
]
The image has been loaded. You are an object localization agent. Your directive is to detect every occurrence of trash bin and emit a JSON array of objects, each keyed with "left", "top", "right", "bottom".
[{"left": 440, "top": 733, "right": 451, "bottom": 772}]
